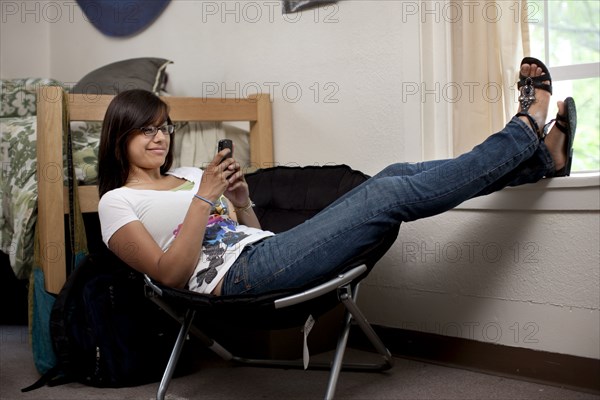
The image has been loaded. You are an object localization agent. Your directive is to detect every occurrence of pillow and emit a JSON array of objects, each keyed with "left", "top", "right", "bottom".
[
  {"left": 72, "top": 58, "right": 172, "bottom": 95},
  {"left": 282, "top": 0, "right": 338, "bottom": 13}
]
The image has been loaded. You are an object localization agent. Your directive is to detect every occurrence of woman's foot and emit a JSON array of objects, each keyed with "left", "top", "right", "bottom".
[
  {"left": 516, "top": 60, "right": 551, "bottom": 137},
  {"left": 544, "top": 101, "right": 568, "bottom": 171},
  {"left": 544, "top": 97, "right": 577, "bottom": 177}
]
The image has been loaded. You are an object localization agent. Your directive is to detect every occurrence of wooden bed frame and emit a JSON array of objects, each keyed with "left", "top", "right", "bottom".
[{"left": 36, "top": 86, "right": 274, "bottom": 294}]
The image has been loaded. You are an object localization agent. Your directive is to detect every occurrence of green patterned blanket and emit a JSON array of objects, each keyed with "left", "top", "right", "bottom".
[{"left": 1, "top": 79, "right": 100, "bottom": 279}]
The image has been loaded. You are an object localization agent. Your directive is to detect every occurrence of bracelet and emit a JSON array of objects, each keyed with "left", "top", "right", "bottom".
[
  {"left": 193, "top": 194, "right": 215, "bottom": 208},
  {"left": 234, "top": 198, "right": 255, "bottom": 213}
]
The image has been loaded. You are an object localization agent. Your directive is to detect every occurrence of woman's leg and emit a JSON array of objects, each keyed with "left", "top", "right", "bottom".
[
  {"left": 221, "top": 60, "right": 557, "bottom": 296},
  {"left": 222, "top": 117, "right": 543, "bottom": 295},
  {"left": 326, "top": 139, "right": 553, "bottom": 211}
]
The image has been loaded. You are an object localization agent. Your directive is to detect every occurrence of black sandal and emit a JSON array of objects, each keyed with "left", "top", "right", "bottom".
[
  {"left": 546, "top": 97, "right": 577, "bottom": 177},
  {"left": 515, "top": 57, "right": 553, "bottom": 137}
]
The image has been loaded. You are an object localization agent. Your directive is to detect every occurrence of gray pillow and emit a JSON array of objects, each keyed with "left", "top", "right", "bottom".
[
  {"left": 283, "top": 0, "right": 338, "bottom": 13},
  {"left": 72, "top": 58, "right": 172, "bottom": 95}
]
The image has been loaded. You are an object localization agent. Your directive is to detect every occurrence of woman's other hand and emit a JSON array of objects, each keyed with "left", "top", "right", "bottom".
[
  {"left": 197, "top": 149, "right": 237, "bottom": 203},
  {"left": 223, "top": 158, "right": 250, "bottom": 208}
]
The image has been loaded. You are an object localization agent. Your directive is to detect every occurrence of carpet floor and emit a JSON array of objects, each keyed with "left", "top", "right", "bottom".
[{"left": 1, "top": 325, "right": 598, "bottom": 400}]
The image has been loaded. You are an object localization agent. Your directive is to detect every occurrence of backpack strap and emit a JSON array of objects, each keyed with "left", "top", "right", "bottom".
[
  {"left": 63, "top": 92, "right": 88, "bottom": 274},
  {"left": 21, "top": 365, "right": 65, "bottom": 392}
]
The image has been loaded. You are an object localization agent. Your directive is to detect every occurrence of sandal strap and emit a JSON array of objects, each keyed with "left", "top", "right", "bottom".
[
  {"left": 555, "top": 112, "right": 568, "bottom": 123},
  {"left": 516, "top": 112, "right": 541, "bottom": 137},
  {"left": 518, "top": 74, "right": 553, "bottom": 95},
  {"left": 550, "top": 116, "right": 569, "bottom": 135}
]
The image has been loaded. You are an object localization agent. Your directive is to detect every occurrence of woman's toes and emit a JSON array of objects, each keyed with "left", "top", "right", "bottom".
[
  {"left": 556, "top": 100, "right": 566, "bottom": 123},
  {"left": 517, "top": 62, "right": 550, "bottom": 136}
]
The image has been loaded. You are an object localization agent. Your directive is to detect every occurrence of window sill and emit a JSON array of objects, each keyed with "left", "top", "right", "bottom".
[{"left": 455, "top": 172, "right": 600, "bottom": 211}]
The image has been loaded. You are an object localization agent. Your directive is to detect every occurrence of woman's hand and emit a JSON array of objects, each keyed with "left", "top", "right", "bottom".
[
  {"left": 222, "top": 158, "right": 250, "bottom": 208},
  {"left": 197, "top": 149, "right": 237, "bottom": 203},
  {"left": 221, "top": 156, "right": 261, "bottom": 229}
]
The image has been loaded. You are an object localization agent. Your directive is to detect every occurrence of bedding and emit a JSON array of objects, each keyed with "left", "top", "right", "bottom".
[
  {"left": 1, "top": 116, "right": 38, "bottom": 279},
  {"left": 1, "top": 78, "right": 65, "bottom": 117},
  {"left": 0, "top": 102, "right": 104, "bottom": 278},
  {"left": 1, "top": 78, "right": 65, "bottom": 279}
]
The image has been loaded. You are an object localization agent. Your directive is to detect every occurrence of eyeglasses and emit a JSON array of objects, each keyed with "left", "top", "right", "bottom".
[{"left": 138, "top": 124, "right": 175, "bottom": 137}]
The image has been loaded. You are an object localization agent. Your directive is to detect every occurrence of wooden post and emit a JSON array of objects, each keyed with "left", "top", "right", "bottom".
[
  {"left": 249, "top": 94, "right": 274, "bottom": 169},
  {"left": 36, "top": 86, "right": 66, "bottom": 294}
]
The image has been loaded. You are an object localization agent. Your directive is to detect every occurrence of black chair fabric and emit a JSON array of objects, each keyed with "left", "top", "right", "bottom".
[{"left": 247, "top": 164, "right": 370, "bottom": 233}]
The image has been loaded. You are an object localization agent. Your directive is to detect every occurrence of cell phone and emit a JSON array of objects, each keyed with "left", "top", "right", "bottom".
[{"left": 217, "top": 139, "right": 233, "bottom": 160}]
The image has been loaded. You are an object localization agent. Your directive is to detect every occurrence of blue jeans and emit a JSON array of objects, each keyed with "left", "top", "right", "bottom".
[{"left": 222, "top": 117, "right": 555, "bottom": 295}]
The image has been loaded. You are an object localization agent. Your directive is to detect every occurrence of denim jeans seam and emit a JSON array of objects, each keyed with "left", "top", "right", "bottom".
[{"left": 228, "top": 241, "right": 288, "bottom": 294}]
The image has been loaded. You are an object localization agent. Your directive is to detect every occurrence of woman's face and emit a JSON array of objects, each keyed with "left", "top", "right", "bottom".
[{"left": 125, "top": 118, "right": 171, "bottom": 172}]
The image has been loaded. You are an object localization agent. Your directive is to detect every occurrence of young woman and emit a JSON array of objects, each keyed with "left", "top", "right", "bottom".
[{"left": 98, "top": 57, "right": 576, "bottom": 296}]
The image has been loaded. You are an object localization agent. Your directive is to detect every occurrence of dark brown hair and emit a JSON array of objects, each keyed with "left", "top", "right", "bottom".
[{"left": 98, "top": 89, "right": 174, "bottom": 197}]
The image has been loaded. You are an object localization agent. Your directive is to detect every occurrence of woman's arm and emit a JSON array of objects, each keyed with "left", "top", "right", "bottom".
[{"left": 108, "top": 152, "right": 236, "bottom": 288}]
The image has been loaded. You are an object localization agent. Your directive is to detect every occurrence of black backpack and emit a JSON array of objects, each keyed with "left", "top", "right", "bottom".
[{"left": 23, "top": 252, "right": 191, "bottom": 391}]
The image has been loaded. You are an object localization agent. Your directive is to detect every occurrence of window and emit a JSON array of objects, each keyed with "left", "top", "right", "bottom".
[{"left": 528, "top": 0, "right": 600, "bottom": 172}]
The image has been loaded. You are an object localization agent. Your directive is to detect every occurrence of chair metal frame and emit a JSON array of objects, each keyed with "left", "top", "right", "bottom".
[{"left": 144, "top": 264, "right": 394, "bottom": 400}]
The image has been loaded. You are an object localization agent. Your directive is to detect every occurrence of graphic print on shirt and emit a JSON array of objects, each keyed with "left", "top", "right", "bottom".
[
  {"left": 194, "top": 215, "right": 250, "bottom": 286},
  {"left": 191, "top": 197, "right": 249, "bottom": 287}
]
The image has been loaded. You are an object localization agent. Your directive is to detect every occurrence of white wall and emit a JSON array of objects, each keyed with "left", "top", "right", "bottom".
[
  {"left": 2, "top": 0, "right": 598, "bottom": 359},
  {"left": 0, "top": 1, "right": 51, "bottom": 78},
  {"left": 2, "top": 0, "right": 422, "bottom": 174}
]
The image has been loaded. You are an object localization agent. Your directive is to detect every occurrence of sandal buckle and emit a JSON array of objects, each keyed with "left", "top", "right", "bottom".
[{"left": 519, "top": 77, "right": 536, "bottom": 113}]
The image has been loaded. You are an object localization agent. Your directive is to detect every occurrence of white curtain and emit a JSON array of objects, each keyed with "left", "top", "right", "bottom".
[{"left": 420, "top": 0, "right": 531, "bottom": 158}]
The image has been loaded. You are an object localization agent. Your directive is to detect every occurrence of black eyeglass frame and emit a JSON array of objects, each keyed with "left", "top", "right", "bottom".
[{"left": 138, "top": 124, "right": 175, "bottom": 137}]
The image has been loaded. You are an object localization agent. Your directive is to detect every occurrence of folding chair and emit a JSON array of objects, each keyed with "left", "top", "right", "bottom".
[{"left": 143, "top": 165, "right": 400, "bottom": 400}]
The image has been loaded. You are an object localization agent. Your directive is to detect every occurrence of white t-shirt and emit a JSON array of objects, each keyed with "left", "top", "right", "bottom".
[{"left": 98, "top": 167, "right": 274, "bottom": 294}]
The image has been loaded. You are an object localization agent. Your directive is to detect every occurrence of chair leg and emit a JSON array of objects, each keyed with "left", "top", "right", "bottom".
[
  {"left": 157, "top": 309, "right": 196, "bottom": 400},
  {"left": 339, "top": 283, "right": 394, "bottom": 370},
  {"left": 228, "top": 282, "right": 393, "bottom": 399},
  {"left": 324, "top": 298, "right": 353, "bottom": 400},
  {"left": 148, "top": 295, "right": 235, "bottom": 361},
  {"left": 324, "top": 283, "right": 394, "bottom": 400}
]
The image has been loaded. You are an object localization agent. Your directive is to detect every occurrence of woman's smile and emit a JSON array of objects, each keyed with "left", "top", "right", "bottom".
[{"left": 148, "top": 147, "right": 167, "bottom": 155}]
